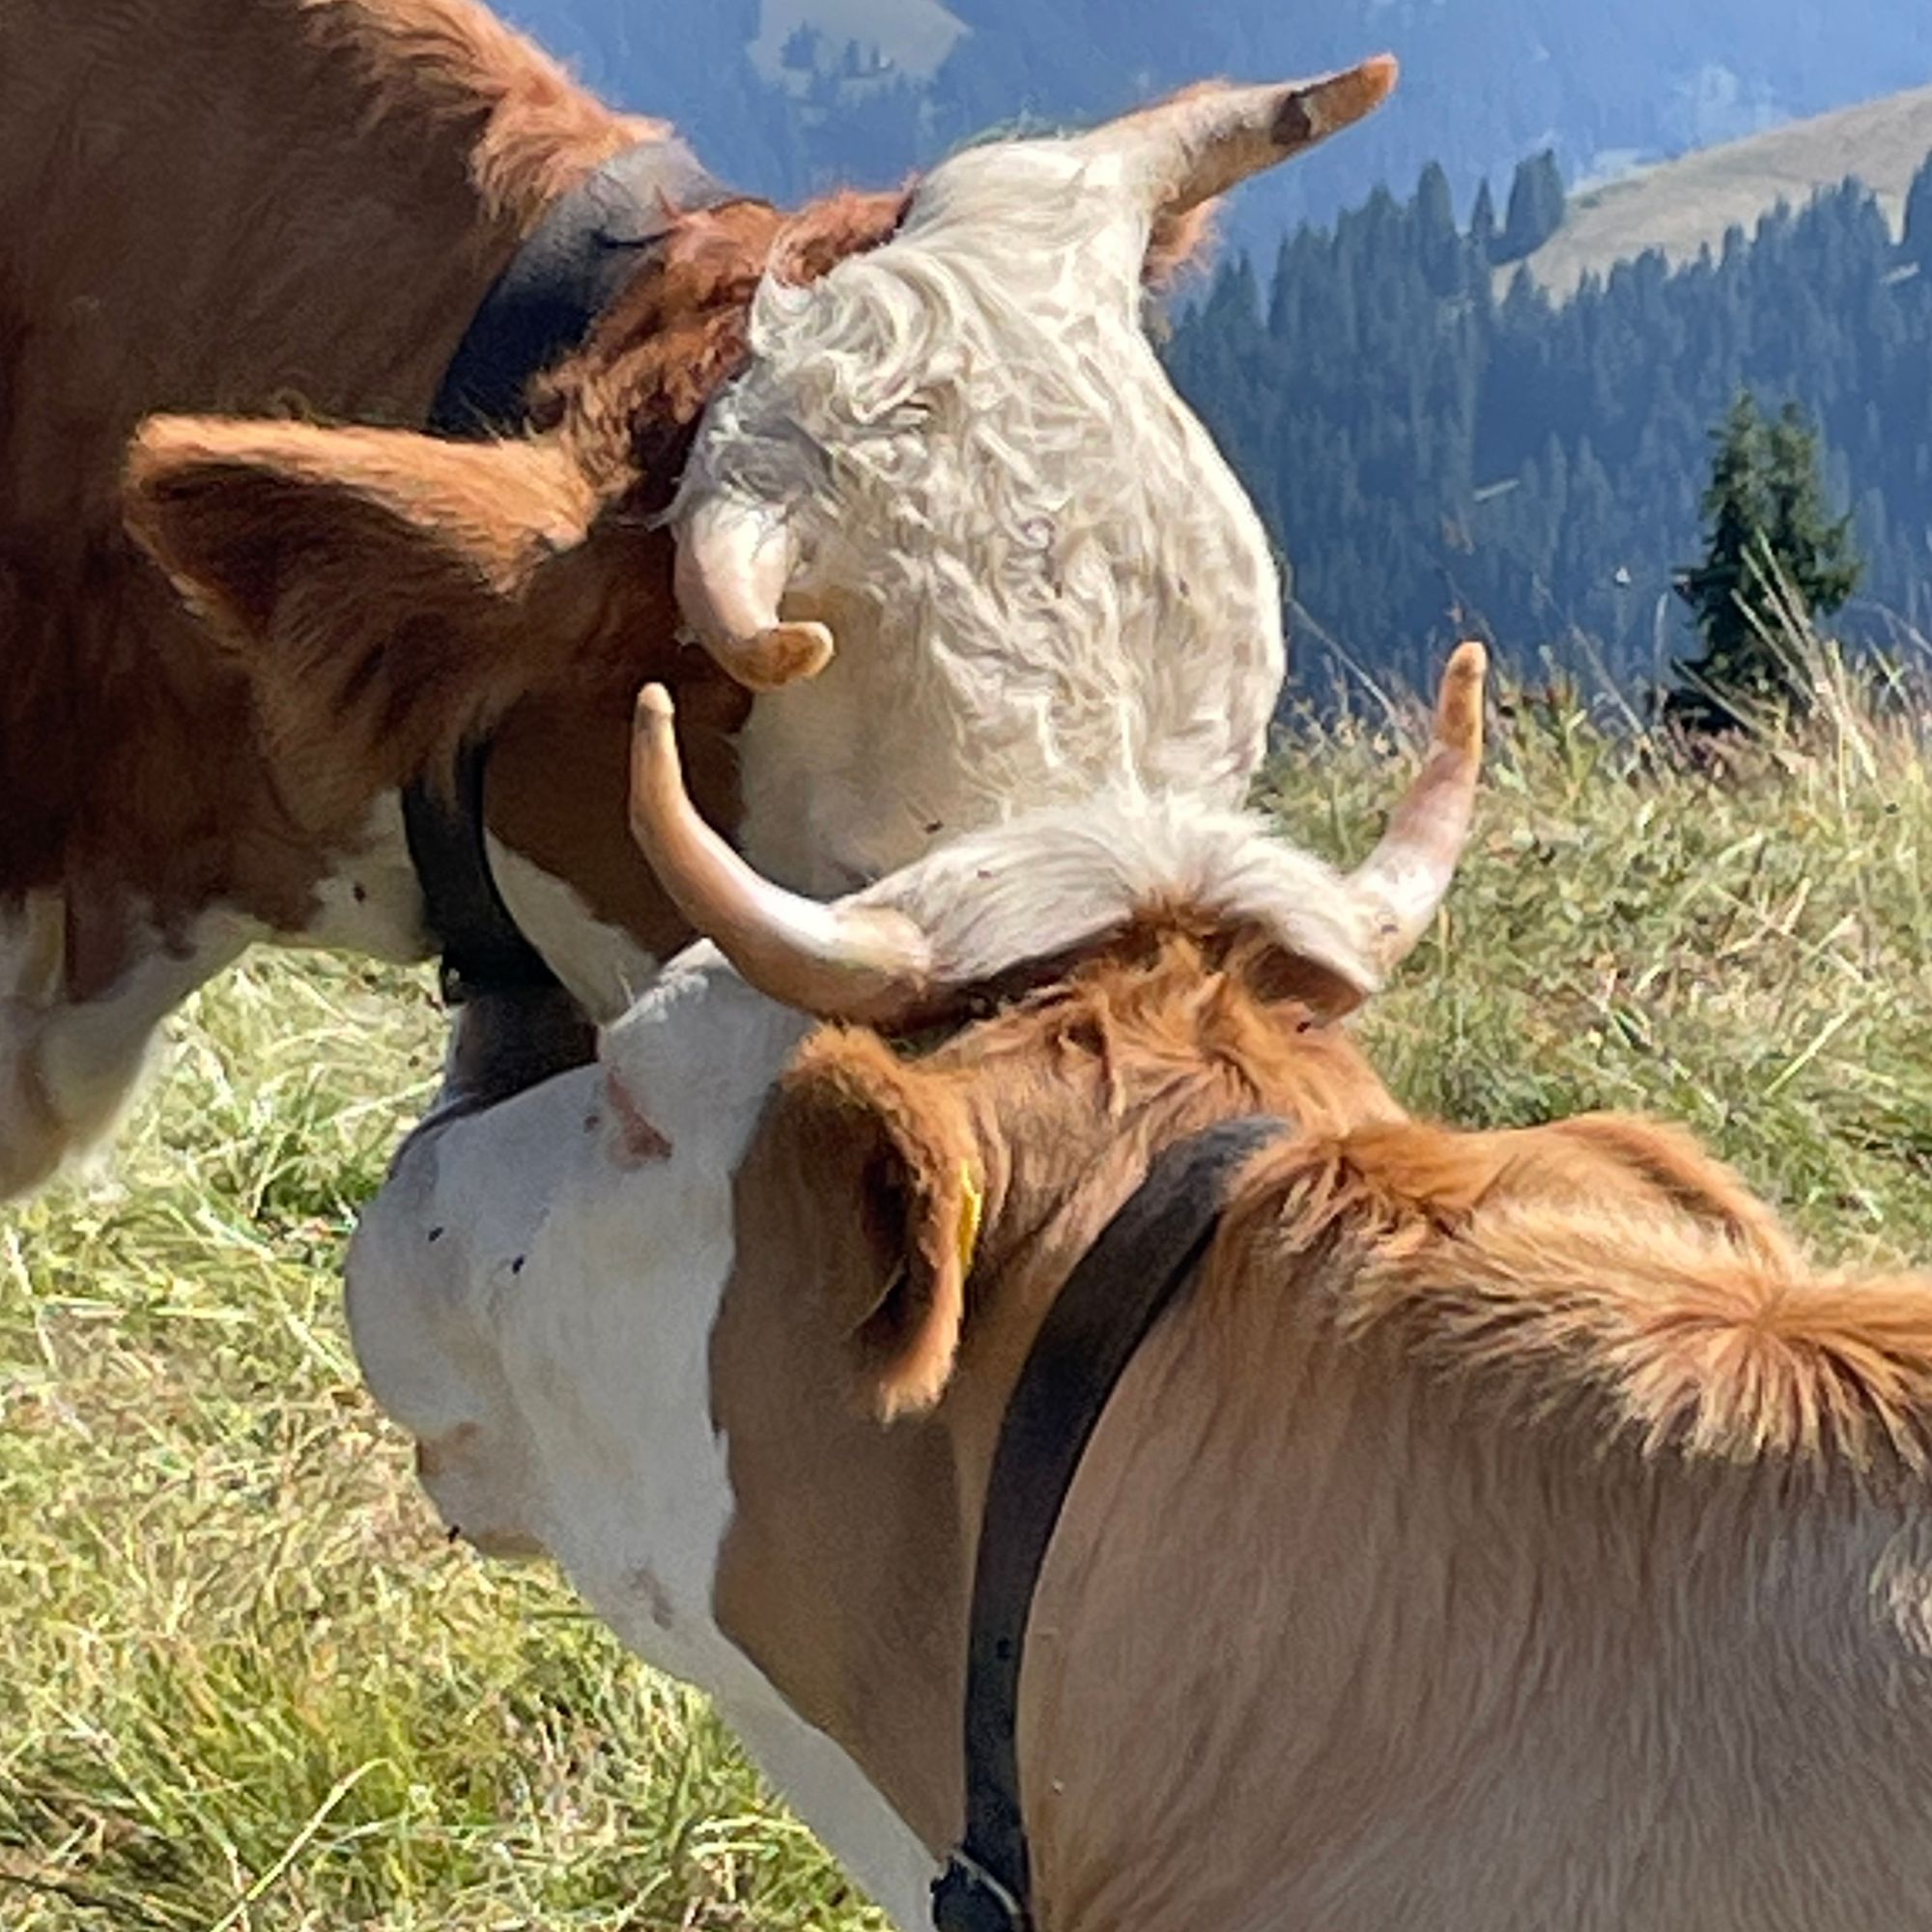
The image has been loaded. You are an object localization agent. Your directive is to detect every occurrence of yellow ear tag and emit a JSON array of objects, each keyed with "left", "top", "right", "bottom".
[{"left": 956, "top": 1163, "right": 985, "bottom": 1278}]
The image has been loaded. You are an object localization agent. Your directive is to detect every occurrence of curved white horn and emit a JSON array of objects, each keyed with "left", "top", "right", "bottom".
[
  {"left": 671, "top": 494, "right": 836, "bottom": 693},
  {"left": 1350, "top": 640, "right": 1488, "bottom": 972},
  {"left": 629, "top": 684, "right": 932, "bottom": 1022},
  {"left": 1085, "top": 55, "right": 1400, "bottom": 215}
]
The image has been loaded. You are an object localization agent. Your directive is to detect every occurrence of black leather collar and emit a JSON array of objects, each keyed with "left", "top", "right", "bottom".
[
  {"left": 429, "top": 135, "right": 733, "bottom": 439},
  {"left": 932, "top": 1115, "right": 1289, "bottom": 1932},
  {"left": 407, "top": 137, "right": 741, "bottom": 1005}
]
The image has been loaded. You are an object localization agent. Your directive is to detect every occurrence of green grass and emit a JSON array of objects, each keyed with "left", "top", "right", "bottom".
[{"left": 4, "top": 657, "right": 1930, "bottom": 1928}]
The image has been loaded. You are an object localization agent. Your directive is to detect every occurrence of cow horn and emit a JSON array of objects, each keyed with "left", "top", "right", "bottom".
[
  {"left": 671, "top": 494, "right": 836, "bottom": 693},
  {"left": 1349, "top": 640, "right": 1487, "bottom": 971},
  {"left": 1087, "top": 56, "right": 1399, "bottom": 215},
  {"left": 628, "top": 684, "right": 932, "bottom": 1022}
]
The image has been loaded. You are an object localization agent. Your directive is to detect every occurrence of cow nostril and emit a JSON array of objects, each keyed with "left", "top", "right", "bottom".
[{"left": 447, "top": 1523, "right": 464, "bottom": 1546}]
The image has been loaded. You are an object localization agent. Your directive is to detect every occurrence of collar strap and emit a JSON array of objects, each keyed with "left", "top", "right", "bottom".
[
  {"left": 408, "top": 137, "right": 741, "bottom": 1005},
  {"left": 400, "top": 741, "right": 559, "bottom": 1006},
  {"left": 430, "top": 135, "right": 740, "bottom": 438},
  {"left": 932, "top": 1115, "right": 1289, "bottom": 1932}
]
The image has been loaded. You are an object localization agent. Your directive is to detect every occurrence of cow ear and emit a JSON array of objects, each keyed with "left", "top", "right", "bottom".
[
  {"left": 123, "top": 414, "right": 605, "bottom": 823},
  {"left": 779, "top": 1030, "right": 986, "bottom": 1424}
]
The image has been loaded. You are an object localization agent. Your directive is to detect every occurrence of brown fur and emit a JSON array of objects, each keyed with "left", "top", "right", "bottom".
[
  {"left": 0, "top": 0, "right": 631, "bottom": 914},
  {"left": 1283, "top": 1136, "right": 1932, "bottom": 1471},
  {"left": 891, "top": 927, "right": 1932, "bottom": 1477},
  {"left": 780, "top": 1028, "right": 984, "bottom": 1421},
  {"left": 0, "top": 0, "right": 934, "bottom": 1048},
  {"left": 288, "top": 0, "right": 660, "bottom": 228},
  {"left": 713, "top": 920, "right": 1932, "bottom": 1926}
]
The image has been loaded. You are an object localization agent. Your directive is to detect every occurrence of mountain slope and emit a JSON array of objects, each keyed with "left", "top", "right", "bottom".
[
  {"left": 1521, "top": 85, "right": 1932, "bottom": 298},
  {"left": 496, "top": 0, "right": 1932, "bottom": 238}
]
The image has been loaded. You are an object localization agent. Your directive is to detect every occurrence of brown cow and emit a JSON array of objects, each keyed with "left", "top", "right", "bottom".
[
  {"left": 1, "top": 0, "right": 1397, "bottom": 1198},
  {"left": 349, "top": 644, "right": 1932, "bottom": 1927}
]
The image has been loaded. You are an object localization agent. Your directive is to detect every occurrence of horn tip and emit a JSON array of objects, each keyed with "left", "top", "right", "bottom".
[
  {"left": 733, "top": 621, "right": 836, "bottom": 694},
  {"left": 634, "top": 681, "right": 679, "bottom": 755},
  {"left": 1437, "top": 641, "right": 1488, "bottom": 756},
  {"left": 630, "top": 683, "right": 682, "bottom": 841},
  {"left": 1349, "top": 50, "right": 1401, "bottom": 117},
  {"left": 1279, "top": 52, "right": 1401, "bottom": 148}
]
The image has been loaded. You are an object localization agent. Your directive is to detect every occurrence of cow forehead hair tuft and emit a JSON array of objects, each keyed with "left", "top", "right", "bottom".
[{"left": 849, "top": 792, "right": 1382, "bottom": 1004}]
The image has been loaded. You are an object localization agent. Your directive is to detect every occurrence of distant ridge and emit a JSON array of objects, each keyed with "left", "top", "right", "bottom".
[{"left": 1517, "top": 84, "right": 1932, "bottom": 299}]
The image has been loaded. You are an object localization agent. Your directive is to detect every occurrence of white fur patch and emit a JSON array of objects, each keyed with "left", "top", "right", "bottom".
[
  {"left": 347, "top": 952, "right": 935, "bottom": 1925},
  {"left": 0, "top": 796, "right": 434, "bottom": 1204},
  {"left": 484, "top": 834, "right": 661, "bottom": 1023},
  {"left": 681, "top": 136, "right": 1284, "bottom": 895},
  {"left": 0, "top": 898, "right": 254, "bottom": 1200},
  {"left": 298, "top": 795, "right": 431, "bottom": 963},
  {"left": 856, "top": 787, "right": 1384, "bottom": 1001}
]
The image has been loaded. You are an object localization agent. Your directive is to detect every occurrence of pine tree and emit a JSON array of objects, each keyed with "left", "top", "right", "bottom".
[
  {"left": 1904, "top": 152, "right": 1932, "bottom": 270},
  {"left": 1497, "top": 152, "right": 1566, "bottom": 264},
  {"left": 1468, "top": 179, "right": 1498, "bottom": 262},
  {"left": 1667, "top": 394, "right": 1862, "bottom": 730},
  {"left": 1413, "top": 161, "right": 1463, "bottom": 295},
  {"left": 1766, "top": 403, "right": 1861, "bottom": 609}
]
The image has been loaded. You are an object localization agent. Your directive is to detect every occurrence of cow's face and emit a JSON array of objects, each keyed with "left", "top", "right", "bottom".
[
  {"left": 674, "top": 139, "right": 1291, "bottom": 895},
  {"left": 344, "top": 949, "right": 810, "bottom": 1572},
  {"left": 123, "top": 64, "right": 1398, "bottom": 1004},
  {"left": 343, "top": 947, "right": 939, "bottom": 1918}
]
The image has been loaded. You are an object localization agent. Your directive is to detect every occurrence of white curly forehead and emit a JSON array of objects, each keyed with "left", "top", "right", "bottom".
[{"left": 679, "top": 132, "right": 1284, "bottom": 895}]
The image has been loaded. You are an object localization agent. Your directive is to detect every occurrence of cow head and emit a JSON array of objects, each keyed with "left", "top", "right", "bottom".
[
  {"left": 630, "top": 636, "right": 1483, "bottom": 1386},
  {"left": 345, "top": 639, "right": 1482, "bottom": 1733},
  {"left": 123, "top": 61, "right": 1398, "bottom": 1014}
]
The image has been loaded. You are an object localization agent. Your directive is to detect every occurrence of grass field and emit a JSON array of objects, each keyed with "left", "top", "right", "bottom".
[{"left": 4, "top": 662, "right": 1930, "bottom": 1929}]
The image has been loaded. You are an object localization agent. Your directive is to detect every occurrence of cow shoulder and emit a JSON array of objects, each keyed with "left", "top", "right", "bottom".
[{"left": 1232, "top": 1114, "right": 1932, "bottom": 1473}]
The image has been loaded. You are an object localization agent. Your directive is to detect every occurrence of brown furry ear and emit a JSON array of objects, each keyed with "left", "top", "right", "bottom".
[
  {"left": 779, "top": 1030, "right": 984, "bottom": 1423},
  {"left": 123, "top": 414, "right": 605, "bottom": 824}
]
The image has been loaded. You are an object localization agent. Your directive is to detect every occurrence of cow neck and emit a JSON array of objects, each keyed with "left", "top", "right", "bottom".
[
  {"left": 406, "top": 137, "right": 743, "bottom": 1008},
  {"left": 931, "top": 1116, "right": 1289, "bottom": 1932}
]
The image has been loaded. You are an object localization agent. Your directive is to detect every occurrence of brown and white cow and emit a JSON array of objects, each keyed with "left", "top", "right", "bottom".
[
  {"left": 348, "top": 645, "right": 1932, "bottom": 1928},
  {"left": 0, "top": 0, "right": 1397, "bottom": 1199}
]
